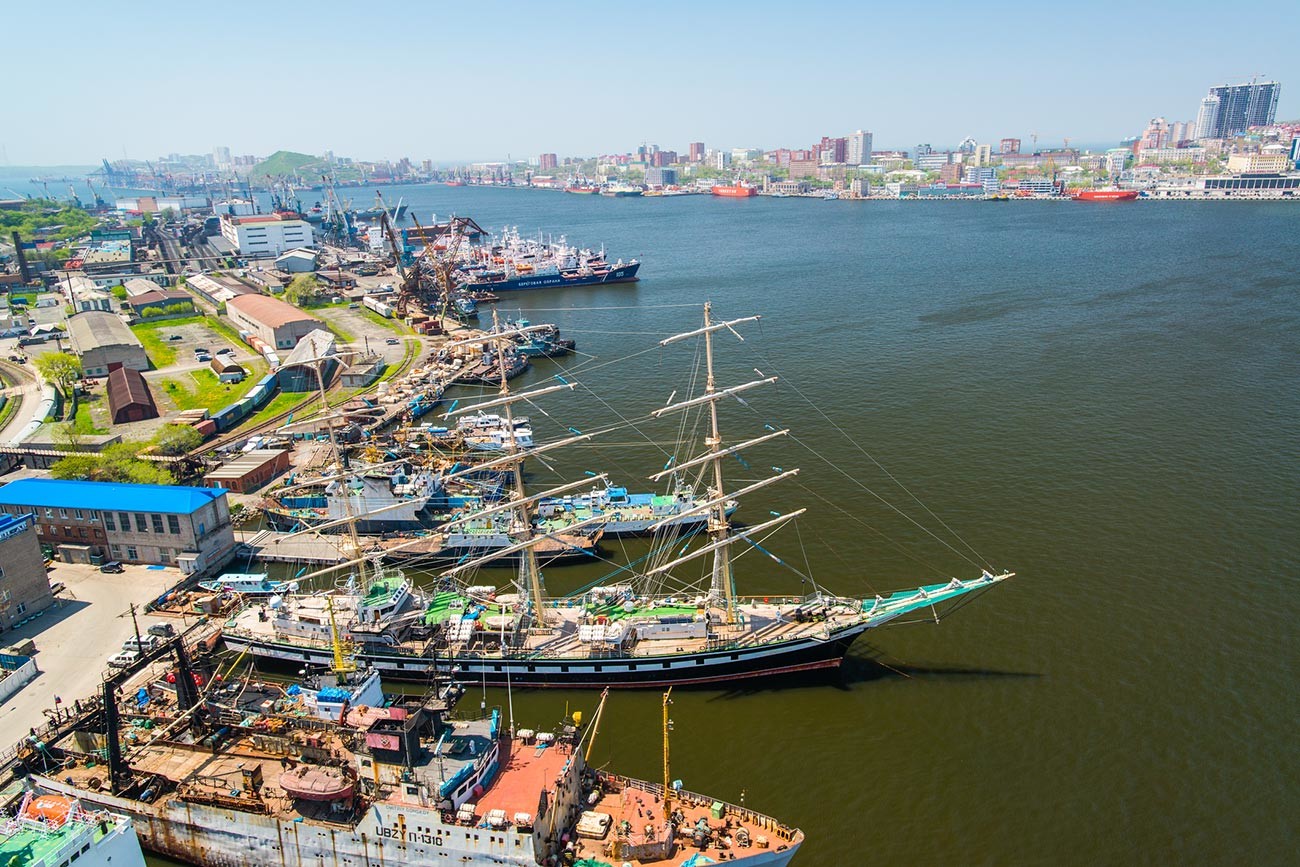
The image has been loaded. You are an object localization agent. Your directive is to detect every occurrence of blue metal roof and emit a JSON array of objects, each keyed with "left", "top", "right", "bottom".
[{"left": 0, "top": 479, "right": 225, "bottom": 515}]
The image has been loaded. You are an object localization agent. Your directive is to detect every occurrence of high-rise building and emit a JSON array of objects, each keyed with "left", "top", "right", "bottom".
[
  {"left": 1194, "top": 95, "right": 1221, "bottom": 140},
  {"left": 818, "top": 136, "right": 847, "bottom": 164},
  {"left": 846, "top": 130, "right": 873, "bottom": 165},
  {"left": 713, "top": 150, "right": 732, "bottom": 170},
  {"left": 1198, "top": 81, "right": 1280, "bottom": 138},
  {"left": 689, "top": 142, "right": 705, "bottom": 162},
  {"left": 1000, "top": 138, "right": 1021, "bottom": 154},
  {"left": 213, "top": 146, "right": 232, "bottom": 169},
  {"left": 972, "top": 144, "right": 993, "bottom": 167},
  {"left": 539, "top": 153, "right": 558, "bottom": 171},
  {"left": 1140, "top": 117, "right": 1169, "bottom": 151}
]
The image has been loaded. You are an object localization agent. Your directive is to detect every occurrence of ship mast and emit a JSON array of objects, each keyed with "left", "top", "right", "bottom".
[
  {"left": 662, "top": 687, "right": 674, "bottom": 820},
  {"left": 653, "top": 303, "right": 772, "bottom": 623}
]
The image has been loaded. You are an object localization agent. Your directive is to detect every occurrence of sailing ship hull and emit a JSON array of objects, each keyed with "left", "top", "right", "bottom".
[
  {"left": 222, "top": 624, "right": 866, "bottom": 688},
  {"left": 467, "top": 262, "right": 640, "bottom": 292}
]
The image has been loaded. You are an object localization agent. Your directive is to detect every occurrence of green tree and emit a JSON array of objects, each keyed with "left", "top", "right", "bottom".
[
  {"left": 110, "top": 285, "right": 128, "bottom": 300},
  {"left": 285, "top": 274, "right": 321, "bottom": 306},
  {"left": 152, "top": 423, "right": 202, "bottom": 456},
  {"left": 49, "top": 443, "right": 175, "bottom": 484},
  {"left": 139, "top": 306, "right": 163, "bottom": 318},
  {"left": 34, "top": 352, "right": 83, "bottom": 395}
]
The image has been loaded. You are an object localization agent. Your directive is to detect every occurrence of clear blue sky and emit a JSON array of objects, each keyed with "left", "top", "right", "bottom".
[{"left": 4, "top": 0, "right": 1297, "bottom": 165}]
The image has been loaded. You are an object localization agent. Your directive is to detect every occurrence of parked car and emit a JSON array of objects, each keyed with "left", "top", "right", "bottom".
[
  {"left": 99, "top": 561, "right": 125, "bottom": 573},
  {"left": 348, "top": 303, "right": 360, "bottom": 309},
  {"left": 107, "top": 650, "right": 141, "bottom": 668},
  {"left": 147, "top": 623, "right": 176, "bottom": 638},
  {"left": 167, "top": 334, "right": 184, "bottom": 341},
  {"left": 122, "top": 635, "right": 162, "bottom": 653},
  {"left": 48, "top": 581, "right": 66, "bottom": 596},
  {"left": 386, "top": 338, "right": 400, "bottom": 345}
]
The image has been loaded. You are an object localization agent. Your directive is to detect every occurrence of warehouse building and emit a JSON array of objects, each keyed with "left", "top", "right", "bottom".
[
  {"left": 220, "top": 213, "right": 314, "bottom": 255},
  {"left": 106, "top": 364, "right": 159, "bottom": 423},
  {"left": 66, "top": 311, "right": 148, "bottom": 376},
  {"left": 227, "top": 293, "right": 322, "bottom": 350},
  {"left": 0, "top": 479, "right": 237, "bottom": 574},
  {"left": 0, "top": 513, "right": 54, "bottom": 633},
  {"left": 203, "top": 449, "right": 290, "bottom": 493},
  {"left": 274, "top": 248, "right": 319, "bottom": 273}
]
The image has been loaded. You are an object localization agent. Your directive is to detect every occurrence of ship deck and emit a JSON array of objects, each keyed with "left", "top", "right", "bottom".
[
  {"left": 472, "top": 737, "right": 573, "bottom": 819},
  {"left": 573, "top": 775, "right": 803, "bottom": 866}
]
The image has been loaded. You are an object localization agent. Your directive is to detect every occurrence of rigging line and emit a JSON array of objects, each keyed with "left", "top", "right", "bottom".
[
  {"left": 788, "top": 477, "right": 954, "bottom": 579},
  {"left": 742, "top": 342, "right": 994, "bottom": 570},
  {"left": 500, "top": 303, "right": 705, "bottom": 312}
]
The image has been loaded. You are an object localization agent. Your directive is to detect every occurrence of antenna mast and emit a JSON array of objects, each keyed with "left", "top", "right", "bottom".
[{"left": 702, "top": 302, "right": 736, "bottom": 622}]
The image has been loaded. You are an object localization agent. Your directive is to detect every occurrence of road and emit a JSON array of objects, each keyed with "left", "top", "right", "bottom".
[{"left": 0, "top": 562, "right": 186, "bottom": 739}]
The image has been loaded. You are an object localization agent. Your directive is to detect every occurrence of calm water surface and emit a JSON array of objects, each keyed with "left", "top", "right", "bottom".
[{"left": 187, "top": 187, "right": 1296, "bottom": 865}]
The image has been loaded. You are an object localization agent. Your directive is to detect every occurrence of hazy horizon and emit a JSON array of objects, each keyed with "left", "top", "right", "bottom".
[{"left": 3, "top": 0, "right": 1296, "bottom": 165}]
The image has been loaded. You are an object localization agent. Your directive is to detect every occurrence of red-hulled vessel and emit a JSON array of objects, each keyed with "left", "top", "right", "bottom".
[
  {"left": 711, "top": 182, "right": 758, "bottom": 197},
  {"left": 1073, "top": 188, "right": 1138, "bottom": 202}
]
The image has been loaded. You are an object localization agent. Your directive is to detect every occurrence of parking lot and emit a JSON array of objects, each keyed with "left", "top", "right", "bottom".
[
  {"left": 0, "top": 561, "right": 187, "bottom": 739},
  {"left": 312, "top": 304, "right": 413, "bottom": 369}
]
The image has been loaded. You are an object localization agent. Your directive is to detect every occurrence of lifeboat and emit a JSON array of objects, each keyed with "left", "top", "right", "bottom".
[
  {"left": 20, "top": 794, "right": 74, "bottom": 827},
  {"left": 279, "top": 765, "right": 356, "bottom": 802}
]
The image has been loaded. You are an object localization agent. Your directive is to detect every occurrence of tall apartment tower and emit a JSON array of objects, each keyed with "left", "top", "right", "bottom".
[
  {"left": 846, "top": 130, "right": 873, "bottom": 166},
  {"left": 689, "top": 142, "right": 705, "bottom": 162},
  {"left": 1198, "top": 81, "right": 1280, "bottom": 138}
]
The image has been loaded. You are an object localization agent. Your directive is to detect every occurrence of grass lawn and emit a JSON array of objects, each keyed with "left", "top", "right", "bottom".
[
  {"left": 132, "top": 316, "right": 197, "bottom": 367},
  {"left": 240, "top": 391, "right": 315, "bottom": 430},
  {"left": 132, "top": 314, "right": 245, "bottom": 368},
  {"left": 70, "top": 391, "right": 109, "bottom": 434},
  {"left": 160, "top": 369, "right": 256, "bottom": 413}
]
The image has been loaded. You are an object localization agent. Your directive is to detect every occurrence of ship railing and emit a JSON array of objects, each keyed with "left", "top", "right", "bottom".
[{"left": 600, "top": 773, "right": 799, "bottom": 842}]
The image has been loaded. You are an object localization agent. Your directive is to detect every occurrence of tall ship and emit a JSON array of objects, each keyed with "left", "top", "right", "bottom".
[
  {"left": 1073, "top": 188, "right": 1139, "bottom": 202},
  {"left": 16, "top": 638, "right": 803, "bottom": 867},
  {"left": 223, "top": 306, "right": 1013, "bottom": 687},
  {"left": 0, "top": 787, "right": 147, "bottom": 867},
  {"left": 711, "top": 182, "right": 759, "bottom": 198},
  {"left": 454, "top": 226, "right": 640, "bottom": 293}
]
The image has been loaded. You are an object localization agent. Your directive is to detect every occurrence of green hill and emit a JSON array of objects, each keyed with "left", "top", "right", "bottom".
[{"left": 249, "top": 150, "right": 327, "bottom": 181}]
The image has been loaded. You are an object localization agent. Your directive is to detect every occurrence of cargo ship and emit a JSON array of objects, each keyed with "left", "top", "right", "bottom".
[
  {"left": 21, "top": 644, "right": 804, "bottom": 867},
  {"left": 1073, "top": 188, "right": 1139, "bottom": 202},
  {"left": 456, "top": 225, "right": 640, "bottom": 292},
  {"left": 711, "top": 183, "right": 758, "bottom": 198}
]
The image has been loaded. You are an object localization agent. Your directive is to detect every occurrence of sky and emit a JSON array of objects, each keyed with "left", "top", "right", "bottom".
[{"left": 3, "top": 0, "right": 1298, "bottom": 166}]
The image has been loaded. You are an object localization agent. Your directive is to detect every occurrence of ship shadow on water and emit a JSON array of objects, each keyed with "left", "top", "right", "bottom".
[{"left": 702, "top": 646, "right": 1043, "bottom": 700}]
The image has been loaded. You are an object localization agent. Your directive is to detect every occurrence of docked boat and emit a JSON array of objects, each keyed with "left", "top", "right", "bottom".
[
  {"left": 223, "top": 306, "right": 1013, "bottom": 687},
  {"left": 711, "top": 183, "right": 758, "bottom": 198},
  {"left": 0, "top": 789, "right": 146, "bottom": 867},
  {"left": 196, "top": 572, "right": 297, "bottom": 596},
  {"left": 600, "top": 184, "right": 643, "bottom": 197},
  {"left": 20, "top": 663, "right": 803, "bottom": 867},
  {"left": 1073, "top": 188, "right": 1139, "bottom": 202}
]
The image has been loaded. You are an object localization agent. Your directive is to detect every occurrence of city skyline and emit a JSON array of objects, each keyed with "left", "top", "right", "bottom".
[{"left": 2, "top": 0, "right": 1297, "bottom": 165}]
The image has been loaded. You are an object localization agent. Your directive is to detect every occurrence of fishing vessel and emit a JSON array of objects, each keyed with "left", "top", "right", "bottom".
[
  {"left": 0, "top": 788, "right": 147, "bottom": 867},
  {"left": 1073, "top": 188, "right": 1139, "bottom": 202},
  {"left": 711, "top": 183, "right": 758, "bottom": 198},
  {"left": 600, "top": 184, "right": 643, "bottom": 197},
  {"left": 223, "top": 306, "right": 1013, "bottom": 687},
  {"left": 455, "top": 226, "right": 641, "bottom": 293},
  {"left": 18, "top": 654, "right": 802, "bottom": 867}
]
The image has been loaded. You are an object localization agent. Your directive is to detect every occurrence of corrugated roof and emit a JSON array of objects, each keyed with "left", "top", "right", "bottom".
[
  {"left": 107, "top": 365, "right": 155, "bottom": 411},
  {"left": 0, "top": 479, "right": 225, "bottom": 514},
  {"left": 228, "top": 293, "right": 321, "bottom": 330},
  {"left": 205, "top": 449, "right": 287, "bottom": 480},
  {"left": 67, "top": 311, "right": 142, "bottom": 350},
  {"left": 282, "top": 329, "right": 336, "bottom": 367}
]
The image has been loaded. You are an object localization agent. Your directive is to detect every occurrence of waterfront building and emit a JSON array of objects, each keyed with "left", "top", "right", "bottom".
[
  {"left": 219, "top": 213, "right": 314, "bottom": 256},
  {"left": 964, "top": 166, "right": 997, "bottom": 184},
  {"left": 645, "top": 166, "right": 678, "bottom": 186},
  {"left": 1000, "top": 137, "right": 1021, "bottom": 154},
  {"left": 689, "top": 141, "right": 704, "bottom": 162},
  {"left": 227, "top": 293, "right": 322, "bottom": 351},
  {"left": 788, "top": 158, "right": 820, "bottom": 179},
  {"left": 849, "top": 177, "right": 871, "bottom": 197},
  {"left": 1227, "top": 151, "right": 1292, "bottom": 173},
  {"left": 1138, "top": 147, "right": 1207, "bottom": 165},
  {"left": 1198, "top": 81, "right": 1280, "bottom": 139},
  {"left": 818, "top": 136, "right": 847, "bottom": 164},
  {"left": 972, "top": 144, "right": 993, "bottom": 166},
  {"left": 277, "top": 330, "right": 337, "bottom": 392},
  {"left": 203, "top": 449, "right": 290, "bottom": 494},
  {"left": 915, "top": 152, "right": 952, "bottom": 170},
  {"left": 274, "top": 248, "right": 319, "bottom": 273},
  {"left": 0, "top": 513, "right": 54, "bottom": 632},
  {"left": 539, "top": 153, "right": 558, "bottom": 171},
  {"left": 939, "top": 163, "right": 963, "bottom": 183},
  {"left": 66, "top": 311, "right": 148, "bottom": 377},
  {"left": 846, "top": 130, "right": 873, "bottom": 166},
  {"left": 0, "top": 479, "right": 236, "bottom": 573},
  {"left": 1015, "top": 178, "right": 1062, "bottom": 195}
]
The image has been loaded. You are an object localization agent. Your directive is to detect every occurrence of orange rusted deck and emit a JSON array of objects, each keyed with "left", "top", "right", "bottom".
[{"left": 474, "top": 738, "right": 573, "bottom": 818}]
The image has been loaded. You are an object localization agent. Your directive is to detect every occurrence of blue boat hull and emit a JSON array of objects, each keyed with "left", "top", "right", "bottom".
[{"left": 470, "top": 262, "right": 640, "bottom": 292}]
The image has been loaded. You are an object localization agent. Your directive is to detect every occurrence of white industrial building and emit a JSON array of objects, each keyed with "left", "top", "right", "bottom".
[{"left": 220, "top": 213, "right": 315, "bottom": 255}]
